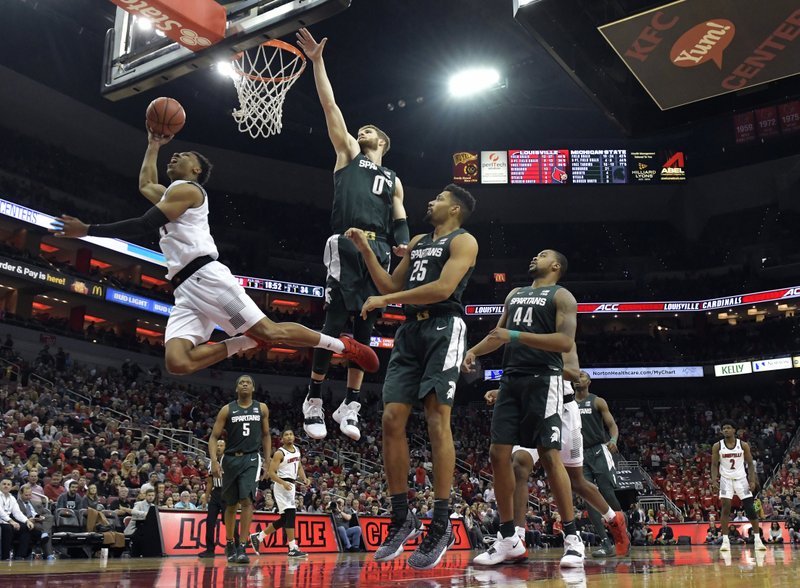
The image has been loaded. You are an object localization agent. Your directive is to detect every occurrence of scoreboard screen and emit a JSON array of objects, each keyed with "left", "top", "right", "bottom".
[
  {"left": 570, "top": 149, "right": 628, "bottom": 184},
  {"left": 509, "top": 150, "right": 570, "bottom": 184}
]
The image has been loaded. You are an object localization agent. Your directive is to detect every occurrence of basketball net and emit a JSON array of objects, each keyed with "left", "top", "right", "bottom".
[{"left": 230, "top": 40, "right": 306, "bottom": 139}]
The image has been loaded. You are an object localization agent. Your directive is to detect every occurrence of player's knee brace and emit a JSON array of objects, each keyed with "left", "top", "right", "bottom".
[
  {"left": 284, "top": 508, "right": 296, "bottom": 528},
  {"left": 742, "top": 496, "right": 758, "bottom": 520},
  {"left": 272, "top": 513, "right": 287, "bottom": 530}
]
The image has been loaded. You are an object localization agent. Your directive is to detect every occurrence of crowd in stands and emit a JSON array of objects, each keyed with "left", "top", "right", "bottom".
[{"left": 1, "top": 325, "right": 799, "bottom": 558}]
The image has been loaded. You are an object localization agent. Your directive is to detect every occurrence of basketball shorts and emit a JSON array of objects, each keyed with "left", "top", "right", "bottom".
[
  {"left": 719, "top": 476, "right": 752, "bottom": 500},
  {"left": 382, "top": 315, "right": 467, "bottom": 408},
  {"left": 512, "top": 397, "right": 583, "bottom": 467},
  {"left": 272, "top": 479, "right": 297, "bottom": 513},
  {"left": 324, "top": 234, "right": 390, "bottom": 312},
  {"left": 220, "top": 453, "right": 262, "bottom": 505},
  {"left": 491, "top": 371, "right": 564, "bottom": 449},
  {"left": 166, "top": 261, "right": 265, "bottom": 345},
  {"left": 583, "top": 443, "right": 618, "bottom": 489}
]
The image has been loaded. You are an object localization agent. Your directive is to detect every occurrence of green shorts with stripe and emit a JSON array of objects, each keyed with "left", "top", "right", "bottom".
[
  {"left": 324, "top": 234, "right": 391, "bottom": 312},
  {"left": 582, "top": 443, "right": 618, "bottom": 489},
  {"left": 382, "top": 315, "right": 467, "bottom": 407},
  {"left": 491, "top": 371, "right": 564, "bottom": 449},
  {"left": 220, "top": 452, "right": 262, "bottom": 505}
]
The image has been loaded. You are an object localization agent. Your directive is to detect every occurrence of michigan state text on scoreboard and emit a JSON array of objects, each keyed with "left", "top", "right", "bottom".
[{"left": 465, "top": 285, "right": 800, "bottom": 316}]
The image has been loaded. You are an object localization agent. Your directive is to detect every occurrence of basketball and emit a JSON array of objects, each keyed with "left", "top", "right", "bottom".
[{"left": 146, "top": 97, "right": 186, "bottom": 137}]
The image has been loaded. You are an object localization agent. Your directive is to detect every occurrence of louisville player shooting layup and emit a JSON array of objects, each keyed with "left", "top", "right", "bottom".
[
  {"left": 711, "top": 419, "right": 766, "bottom": 552},
  {"left": 296, "top": 28, "right": 410, "bottom": 442},
  {"left": 49, "top": 123, "right": 378, "bottom": 378},
  {"left": 208, "top": 375, "right": 269, "bottom": 565}
]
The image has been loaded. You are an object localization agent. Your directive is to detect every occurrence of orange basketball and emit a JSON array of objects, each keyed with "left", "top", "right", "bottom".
[{"left": 146, "top": 97, "right": 186, "bottom": 137}]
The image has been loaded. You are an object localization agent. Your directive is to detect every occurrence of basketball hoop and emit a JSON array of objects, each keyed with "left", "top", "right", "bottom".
[{"left": 230, "top": 40, "right": 306, "bottom": 139}]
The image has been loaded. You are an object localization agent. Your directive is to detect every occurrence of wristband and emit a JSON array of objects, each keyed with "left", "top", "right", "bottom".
[
  {"left": 610, "top": 436, "right": 618, "bottom": 445},
  {"left": 509, "top": 330, "right": 520, "bottom": 342}
]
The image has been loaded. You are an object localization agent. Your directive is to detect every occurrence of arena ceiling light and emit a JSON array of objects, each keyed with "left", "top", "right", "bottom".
[{"left": 448, "top": 67, "right": 503, "bottom": 98}]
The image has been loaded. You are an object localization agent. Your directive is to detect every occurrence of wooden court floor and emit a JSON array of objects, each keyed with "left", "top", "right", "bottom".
[{"left": 0, "top": 545, "right": 797, "bottom": 587}]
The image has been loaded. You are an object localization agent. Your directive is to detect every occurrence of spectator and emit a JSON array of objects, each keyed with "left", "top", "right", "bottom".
[
  {"left": 124, "top": 487, "right": 157, "bottom": 538},
  {"left": 0, "top": 477, "right": 36, "bottom": 560},
  {"left": 44, "top": 472, "right": 65, "bottom": 502},
  {"left": 766, "top": 521, "right": 784, "bottom": 544},
  {"left": 174, "top": 491, "right": 197, "bottom": 510},
  {"left": 17, "top": 483, "right": 53, "bottom": 559},
  {"left": 331, "top": 498, "right": 361, "bottom": 552},
  {"left": 55, "top": 480, "right": 87, "bottom": 524}
]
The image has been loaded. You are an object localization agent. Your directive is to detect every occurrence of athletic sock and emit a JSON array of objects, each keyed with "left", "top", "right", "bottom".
[
  {"left": 316, "top": 334, "right": 345, "bottom": 353},
  {"left": 602, "top": 508, "right": 616, "bottom": 522},
  {"left": 224, "top": 335, "right": 258, "bottom": 357},
  {"left": 257, "top": 530, "right": 266, "bottom": 541},
  {"left": 563, "top": 520, "right": 577, "bottom": 537},
  {"left": 289, "top": 540, "right": 297, "bottom": 549},
  {"left": 500, "top": 521, "right": 516, "bottom": 539},
  {"left": 345, "top": 388, "right": 360, "bottom": 404},
  {"left": 433, "top": 498, "right": 449, "bottom": 522},
  {"left": 307, "top": 379, "right": 323, "bottom": 400},
  {"left": 391, "top": 493, "right": 408, "bottom": 521}
]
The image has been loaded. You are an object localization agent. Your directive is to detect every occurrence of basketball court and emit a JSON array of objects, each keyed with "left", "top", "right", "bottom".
[{"left": 0, "top": 546, "right": 797, "bottom": 587}]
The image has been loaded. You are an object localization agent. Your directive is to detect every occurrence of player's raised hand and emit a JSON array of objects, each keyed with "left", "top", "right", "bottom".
[
  {"left": 461, "top": 351, "right": 478, "bottom": 373},
  {"left": 49, "top": 215, "right": 89, "bottom": 239},
  {"left": 484, "top": 389, "right": 499, "bottom": 405},
  {"left": 145, "top": 123, "right": 174, "bottom": 146},
  {"left": 296, "top": 28, "right": 327, "bottom": 62}
]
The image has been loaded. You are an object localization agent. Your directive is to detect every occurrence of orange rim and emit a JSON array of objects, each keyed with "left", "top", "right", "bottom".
[{"left": 232, "top": 39, "right": 307, "bottom": 83}]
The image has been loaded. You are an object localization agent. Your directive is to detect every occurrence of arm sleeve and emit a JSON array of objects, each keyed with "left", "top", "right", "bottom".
[
  {"left": 392, "top": 218, "right": 410, "bottom": 246},
  {"left": 87, "top": 206, "right": 170, "bottom": 239}
]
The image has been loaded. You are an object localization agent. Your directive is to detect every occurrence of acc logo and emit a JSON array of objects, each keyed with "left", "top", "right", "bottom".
[
  {"left": 670, "top": 20, "right": 735, "bottom": 69},
  {"left": 594, "top": 304, "right": 619, "bottom": 312},
  {"left": 782, "top": 287, "right": 800, "bottom": 298}
]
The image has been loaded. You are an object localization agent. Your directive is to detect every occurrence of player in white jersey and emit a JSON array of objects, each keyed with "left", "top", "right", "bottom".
[
  {"left": 249, "top": 429, "right": 309, "bottom": 557},
  {"left": 711, "top": 420, "right": 766, "bottom": 552},
  {"left": 49, "top": 128, "right": 378, "bottom": 376},
  {"left": 474, "top": 345, "right": 628, "bottom": 566}
]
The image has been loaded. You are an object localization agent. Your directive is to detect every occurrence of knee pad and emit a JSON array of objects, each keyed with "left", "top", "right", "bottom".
[
  {"left": 272, "top": 513, "right": 286, "bottom": 530},
  {"left": 284, "top": 509, "right": 296, "bottom": 528}
]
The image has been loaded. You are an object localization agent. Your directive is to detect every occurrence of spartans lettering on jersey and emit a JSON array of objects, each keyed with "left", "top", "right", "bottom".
[
  {"left": 410, "top": 246, "right": 445, "bottom": 260},
  {"left": 510, "top": 295, "right": 548, "bottom": 307},
  {"left": 579, "top": 408, "right": 593, "bottom": 415},
  {"left": 230, "top": 414, "right": 262, "bottom": 423},
  {"left": 358, "top": 159, "right": 394, "bottom": 187}
]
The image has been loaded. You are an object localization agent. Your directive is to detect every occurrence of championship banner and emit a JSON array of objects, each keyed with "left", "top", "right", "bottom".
[
  {"left": 452, "top": 152, "right": 479, "bottom": 184},
  {"left": 358, "top": 516, "right": 470, "bottom": 552},
  {"left": 599, "top": 0, "right": 800, "bottom": 110},
  {"left": 158, "top": 510, "right": 340, "bottom": 555},
  {"left": 465, "top": 285, "right": 800, "bottom": 317}
]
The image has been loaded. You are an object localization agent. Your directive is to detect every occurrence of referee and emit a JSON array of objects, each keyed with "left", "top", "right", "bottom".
[{"left": 198, "top": 439, "right": 238, "bottom": 558}]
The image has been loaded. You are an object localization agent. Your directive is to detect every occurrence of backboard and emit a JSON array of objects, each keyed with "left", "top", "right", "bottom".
[{"left": 102, "top": 0, "right": 350, "bottom": 101}]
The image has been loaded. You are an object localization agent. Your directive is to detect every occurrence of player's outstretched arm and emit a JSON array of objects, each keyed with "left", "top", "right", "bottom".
[
  {"left": 461, "top": 289, "right": 517, "bottom": 373},
  {"left": 296, "top": 28, "right": 359, "bottom": 170},
  {"left": 139, "top": 125, "right": 172, "bottom": 204}
]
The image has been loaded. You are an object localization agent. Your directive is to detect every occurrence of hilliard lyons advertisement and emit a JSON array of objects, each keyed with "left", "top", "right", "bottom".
[{"left": 599, "top": 0, "right": 800, "bottom": 109}]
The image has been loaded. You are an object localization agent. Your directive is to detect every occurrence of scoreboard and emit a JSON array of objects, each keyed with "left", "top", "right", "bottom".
[
  {"left": 509, "top": 149, "right": 570, "bottom": 184},
  {"left": 454, "top": 148, "right": 685, "bottom": 185},
  {"left": 570, "top": 149, "right": 628, "bottom": 184}
]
